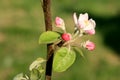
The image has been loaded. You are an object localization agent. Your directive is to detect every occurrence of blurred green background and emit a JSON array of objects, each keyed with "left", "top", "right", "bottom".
[{"left": 0, "top": 0, "right": 120, "bottom": 80}]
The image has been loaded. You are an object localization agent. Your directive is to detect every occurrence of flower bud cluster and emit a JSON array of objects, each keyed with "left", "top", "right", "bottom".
[{"left": 55, "top": 12, "right": 96, "bottom": 51}]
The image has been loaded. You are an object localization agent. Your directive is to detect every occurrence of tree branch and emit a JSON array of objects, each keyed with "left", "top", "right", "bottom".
[{"left": 42, "top": 0, "right": 53, "bottom": 80}]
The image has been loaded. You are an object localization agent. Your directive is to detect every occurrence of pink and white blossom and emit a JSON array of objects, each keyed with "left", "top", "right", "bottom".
[
  {"left": 73, "top": 13, "right": 96, "bottom": 35},
  {"left": 55, "top": 17, "right": 65, "bottom": 31}
]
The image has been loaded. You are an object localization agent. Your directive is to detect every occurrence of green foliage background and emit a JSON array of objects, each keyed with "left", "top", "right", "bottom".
[{"left": 0, "top": 0, "right": 120, "bottom": 80}]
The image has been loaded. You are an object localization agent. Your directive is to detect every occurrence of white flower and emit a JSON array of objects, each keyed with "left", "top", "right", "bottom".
[{"left": 73, "top": 13, "right": 96, "bottom": 35}]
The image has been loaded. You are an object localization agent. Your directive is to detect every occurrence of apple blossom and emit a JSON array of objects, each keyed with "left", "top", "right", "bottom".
[
  {"left": 61, "top": 33, "right": 71, "bottom": 41},
  {"left": 55, "top": 17, "right": 65, "bottom": 31},
  {"left": 73, "top": 13, "right": 96, "bottom": 35}
]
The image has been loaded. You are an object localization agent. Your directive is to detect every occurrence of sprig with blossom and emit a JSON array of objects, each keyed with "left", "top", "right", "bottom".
[
  {"left": 13, "top": 12, "right": 96, "bottom": 80},
  {"left": 55, "top": 13, "right": 96, "bottom": 51},
  {"left": 39, "top": 12, "right": 96, "bottom": 72}
]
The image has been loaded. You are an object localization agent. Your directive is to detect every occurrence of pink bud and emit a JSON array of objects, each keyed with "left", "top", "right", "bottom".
[
  {"left": 84, "top": 41, "right": 95, "bottom": 51},
  {"left": 55, "top": 17, "right": 65, "bottom": 30},
  {"left": 61, "top": 33, "right": 71, "bottom": 41}
]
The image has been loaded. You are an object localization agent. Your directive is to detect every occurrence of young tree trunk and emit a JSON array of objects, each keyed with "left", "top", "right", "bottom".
[{"left": 42, "top": 0, "right": 53, "bottom": 80}]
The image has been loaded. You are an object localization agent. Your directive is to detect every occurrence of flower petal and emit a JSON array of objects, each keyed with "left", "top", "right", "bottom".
[
  {"left": 83, "top": 19, "right": 96, "bottom": 30},
  {"left": 85, "top": 29, "right": 95, "bottom": 35},
  {"left": 73, "top": 13, "right": 78, "bottom": 25},
  {"left": 78, "top": 13, "right": 89, "bottom": 28},
  {"left": 89, "top": 19, "right": 96, "bottom": 28},
  {"left": 78, "top": 13, "right": 88, "bottom": 21}
]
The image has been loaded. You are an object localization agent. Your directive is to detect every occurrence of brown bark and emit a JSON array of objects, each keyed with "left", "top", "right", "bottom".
[{"left": 42, "top": 0, "right": 53, "bottom": 80}]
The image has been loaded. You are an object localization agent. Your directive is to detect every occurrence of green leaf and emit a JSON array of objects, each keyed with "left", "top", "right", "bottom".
[
  {"left": 39, "top": 31, "right": 60, "bottom": 44},
  {"left": 30, "top": 69, "right": 41, "bottom": 80},
  {"left": 53, "top": 47, "right": 76, "bottom": 72}
]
